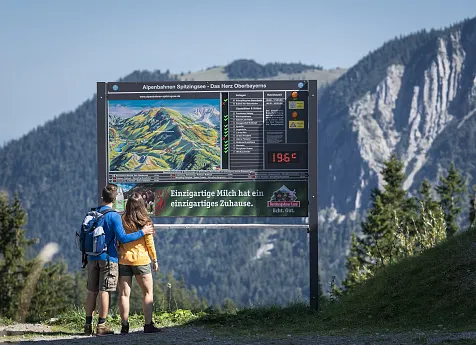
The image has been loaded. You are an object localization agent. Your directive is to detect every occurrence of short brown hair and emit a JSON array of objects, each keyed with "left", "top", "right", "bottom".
[{"left": 102, "top": 183, "right": 118, "bottom": 204}]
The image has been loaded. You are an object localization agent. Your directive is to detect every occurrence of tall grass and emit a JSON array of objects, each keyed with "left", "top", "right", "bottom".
[{"left": 49, "top": 305, "right": 206, "bottom": 332}]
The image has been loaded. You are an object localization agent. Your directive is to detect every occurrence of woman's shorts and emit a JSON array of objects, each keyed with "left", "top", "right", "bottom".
[{"left": 119, "top": 263, "right": 151, "bottom": 276}]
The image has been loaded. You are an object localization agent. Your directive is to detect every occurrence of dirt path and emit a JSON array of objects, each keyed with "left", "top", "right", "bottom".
[{"left": 2, "top": 323, "right": 476, "bottom": 344}]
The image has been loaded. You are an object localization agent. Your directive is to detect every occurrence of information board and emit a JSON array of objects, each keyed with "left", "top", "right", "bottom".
[{"left": 97, "top": 80, "right": 315, "bottom": 218}]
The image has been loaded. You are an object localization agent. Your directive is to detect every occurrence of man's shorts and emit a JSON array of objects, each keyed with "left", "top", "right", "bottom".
[
  {"left": 86, "top": 260, "right": 119, "bottom": 292},
  {"left": 119, "top": 263, "right": 151, "bottom": 276}
]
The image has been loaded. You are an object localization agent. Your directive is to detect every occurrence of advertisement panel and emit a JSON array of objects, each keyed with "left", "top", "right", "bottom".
[{"left": 114, "top": 181, "right": 308, "bottom": 217}]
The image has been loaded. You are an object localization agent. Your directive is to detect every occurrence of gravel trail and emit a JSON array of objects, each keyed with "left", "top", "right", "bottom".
[{"left": 2, "top": 323, "right": 476, "bottom": 344}]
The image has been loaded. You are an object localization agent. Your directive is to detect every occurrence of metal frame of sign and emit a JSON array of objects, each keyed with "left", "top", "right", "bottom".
[{"left": 96, "top": 80, "right": 318, "bottom": 310}]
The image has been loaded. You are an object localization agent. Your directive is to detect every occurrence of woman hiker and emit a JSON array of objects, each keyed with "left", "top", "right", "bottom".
[{"left": 117, "top": 192, "right": 162, "bottom": 334}]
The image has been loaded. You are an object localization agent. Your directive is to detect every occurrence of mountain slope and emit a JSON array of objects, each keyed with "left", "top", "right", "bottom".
[
  {"left": 320, "top": 225, "right": 476, "bottom": 330},
  {"left": 199, "top": 226, "right": 476, "bottom": 334},
  {"left": 173, "top": 60, "right": 345, "bottom": 90}
]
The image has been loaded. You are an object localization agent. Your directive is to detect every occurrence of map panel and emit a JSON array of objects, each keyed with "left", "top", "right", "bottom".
[{"left": 108, "top": 98, "right": 221, "bottom": 172}]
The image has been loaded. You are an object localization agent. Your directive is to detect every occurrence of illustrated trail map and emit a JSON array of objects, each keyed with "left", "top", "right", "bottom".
[{"left": 108, "top": 99, "right": 221, "bottom": 172}]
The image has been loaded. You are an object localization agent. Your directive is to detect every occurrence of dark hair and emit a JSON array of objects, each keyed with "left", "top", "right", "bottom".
[
  {"left": 122, "top": 192, "right": 152, "bottom": 231},
  {"left": 102, "top": 183, "right": 118, "bottom": 204}
]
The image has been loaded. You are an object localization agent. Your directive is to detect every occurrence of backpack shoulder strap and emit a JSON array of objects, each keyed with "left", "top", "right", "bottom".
[
  {"left": 101, "top": 208, "right": 117, "bottom": 215},
  {"left": 96, "top": 208, "right": 117, "bottom": 216}
]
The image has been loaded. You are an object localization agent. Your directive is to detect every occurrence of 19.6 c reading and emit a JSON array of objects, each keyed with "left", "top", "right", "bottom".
[{"left": 267, "top": 151, "right": 301, "bottom": 164}]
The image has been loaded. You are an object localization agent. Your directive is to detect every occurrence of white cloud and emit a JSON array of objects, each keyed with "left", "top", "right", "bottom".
[{"left": 109, "top": 104, "right": 143, "bottom": 118}]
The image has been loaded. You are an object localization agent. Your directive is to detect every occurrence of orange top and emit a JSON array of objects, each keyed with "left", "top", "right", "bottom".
[{"left": 117, "top": 221, "right": 157, "bottom": 266}]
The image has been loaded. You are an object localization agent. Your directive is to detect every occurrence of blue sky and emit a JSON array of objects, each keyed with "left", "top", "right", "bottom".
[{"left": 1, "top": 0, "right": 475, "bottom": 144}]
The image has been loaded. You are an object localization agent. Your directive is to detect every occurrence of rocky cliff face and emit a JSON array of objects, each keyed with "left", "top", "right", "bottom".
[{"left": 319, "top": 20, "right": 476, "bottom": 216}]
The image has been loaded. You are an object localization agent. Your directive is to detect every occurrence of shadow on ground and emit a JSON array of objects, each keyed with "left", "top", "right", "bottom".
[{"left": 0, "top": 325, "right": 218, "bottom": 345}]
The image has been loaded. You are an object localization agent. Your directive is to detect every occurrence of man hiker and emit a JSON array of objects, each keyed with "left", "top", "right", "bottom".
[{"left": 84, "top": 183, "right": 155, "bottom": 336}]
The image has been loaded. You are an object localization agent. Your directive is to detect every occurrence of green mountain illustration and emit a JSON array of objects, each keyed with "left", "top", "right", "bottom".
[{"left": 108, "top": 107, "right": 220, "bottom": 171}]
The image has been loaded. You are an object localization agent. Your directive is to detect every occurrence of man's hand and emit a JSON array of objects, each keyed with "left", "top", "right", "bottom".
[
  {"left": 152, "top": 261, "right": 159, "bottom": 272},
  {"left": 143, "top": 224, "right": 155, "bottom": 235}
]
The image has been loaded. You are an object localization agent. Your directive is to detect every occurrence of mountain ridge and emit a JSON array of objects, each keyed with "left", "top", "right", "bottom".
[
  {"left": 189, "top": 107, "right": 220, "bottom": 128},
  {"left": 0, "top": 62, "right": 342, "bottom": 148}
]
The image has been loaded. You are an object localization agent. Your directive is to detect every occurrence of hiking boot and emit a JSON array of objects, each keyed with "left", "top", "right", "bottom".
[
  {"left": 83, "top": 323, "right": 93, "bottom": 336},
  {"left": 96, "top": 323, "right": 114, "bottom": 336},
  {"left": 144, "top": 322, "right": 162, "bottom": 333},
  {"left": 120, "top": 323, "right": 129, "bottom": 335}
]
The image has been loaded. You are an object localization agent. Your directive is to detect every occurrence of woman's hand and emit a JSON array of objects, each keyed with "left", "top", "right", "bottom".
[
  {"left": 152, "top": 261, "right": 159, "bottom": 272},
  {"left": 143, "top": 224, "right": 154, "bottom": 235}
]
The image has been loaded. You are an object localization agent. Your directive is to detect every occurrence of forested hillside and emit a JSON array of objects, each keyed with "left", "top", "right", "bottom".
[{"left": 223, "top": 59, "right": 323, "bottom": 79}]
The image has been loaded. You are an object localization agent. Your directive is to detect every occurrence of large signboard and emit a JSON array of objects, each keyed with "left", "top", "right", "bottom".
[{"left": 97, "top": 80, "right": 315, "bottom": 218}]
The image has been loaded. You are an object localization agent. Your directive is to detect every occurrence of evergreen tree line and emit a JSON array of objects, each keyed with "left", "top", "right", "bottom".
[
  {"left": 224, "top": 59, "right": 323, "bottom": 79},
  {"left": 336, "top": 154, "right": 469, "bottom": 294},
  {"left": 0, "top": 192, "right": 236, "bottom": 323}
]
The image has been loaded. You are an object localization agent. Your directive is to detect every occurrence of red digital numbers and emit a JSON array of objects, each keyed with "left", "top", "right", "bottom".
[{"left": 270, "top": 152, "right": 299, "bottom": 163}]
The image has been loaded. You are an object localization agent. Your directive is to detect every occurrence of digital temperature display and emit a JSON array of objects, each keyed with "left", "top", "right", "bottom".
[{"left": 268, "top": 151, "right": 301, "bottom": 164}]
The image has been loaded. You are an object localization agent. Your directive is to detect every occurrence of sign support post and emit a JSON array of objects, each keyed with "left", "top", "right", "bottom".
[
  {"left": 97, "top": 82, "right": 107, "bottom": 204},
  {"left": 308, "top": 80, "right": 319, "bottom": 310}
]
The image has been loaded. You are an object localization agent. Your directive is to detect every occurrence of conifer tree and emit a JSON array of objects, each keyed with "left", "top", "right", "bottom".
[
  {"left": 411, "top": 179, "right": 447, "bottom": 251},
  {"left": 0, "top": 192, "right": 36, "bottom": 318},
  {"left": 394, "top": 178, "right": 446, "bottom": 257},
  {"left": 222, "top": 298, "right": 237, "bottom": 313},
  {"left": 343, "top": 158, "right": 450, "bottom": 293},
  {"left": 362, "top": 155, "right": 417, "bottom": 266},
  {"left": 26, "top": 261, "right": 74, "bottom": 322},
  {"left": 342, "top": 232, "right": 372, "bottom": 291},
  {"left": 419, "top": 179, "right": 440, "bottom": 214},
  {"left": 436, "top": 162, "right": 466, "bottom": 236},
  {"left": 0, "top": 192, "right": 74, "bottom": 321},
  {"left": 415, "top": 202, "right": 446, "bottom": 251},
  {"left": 343, "top": 154, "right": 418, "bottom": 291}
]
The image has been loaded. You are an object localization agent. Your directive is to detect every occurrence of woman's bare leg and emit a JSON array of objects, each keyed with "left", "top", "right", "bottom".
[
  {"left": 135, "top": 273, "right": 154, "bottom": 324},
  {"left": 118, "top": 276, "right": 132, "bottom": 323}
]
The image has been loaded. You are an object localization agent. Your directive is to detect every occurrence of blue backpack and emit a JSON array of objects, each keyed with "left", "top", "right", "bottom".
[{"left": 76, "top": 207, "right": 116, "bottom": 268}]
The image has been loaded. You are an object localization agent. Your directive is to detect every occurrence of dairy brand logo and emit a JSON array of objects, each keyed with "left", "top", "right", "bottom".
[{"left": 267, "top": 185, "right": 300, "bottom": 208}]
